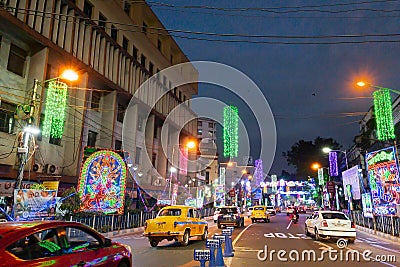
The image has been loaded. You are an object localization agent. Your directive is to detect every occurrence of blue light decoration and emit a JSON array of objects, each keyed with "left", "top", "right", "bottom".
[
  {"left": 329, "top": 151, "right": 339, "bottom": 176},
  {"left": 365, "top": 146, "right": 400, "bottom": 215},
  {"left": 254, "top": 159, "right": 263, "bottom": 187},
  {"left": 78, "top": 148, "right": 127, "bottom": 214}
]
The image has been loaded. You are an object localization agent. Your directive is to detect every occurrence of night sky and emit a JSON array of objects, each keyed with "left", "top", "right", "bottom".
[{"left": 149, "top": 0, "right": 400, "bottom": 175}]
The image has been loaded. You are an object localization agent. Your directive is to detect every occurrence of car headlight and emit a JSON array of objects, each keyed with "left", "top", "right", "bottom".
[{"left": 123, "top": 244, "right": 132, "bottom": 253}]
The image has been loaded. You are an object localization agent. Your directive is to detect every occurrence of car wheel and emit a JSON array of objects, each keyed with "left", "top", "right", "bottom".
[
  {"left": 314, "top": 228, "right": 320, "bottom": 241},
  {"left": 181, "top": 230, "right": 190, "bottom": 246},
  {"left": 217, "top": 224, "right": 222, "bottom": 229},
  {"left": 117, "top": 261, "right": 129, "bottom": 267},
  {"left": 305, "top": 225, "right": 310, "bottom": 236},
  {"left": 214, "top": 220, "right": 216, "bottom": 223},
  {"left": 201, "top": 228, "right": 208, "bottom": 241},
  {"left": 149, "top": 239, "right": 159, "bottom": 247},
  {"left": 267, "top": 218, "right": 270, "bottom": 223},
  {"left": 241, "top": 219, "right": 245, "bottom": 227}
]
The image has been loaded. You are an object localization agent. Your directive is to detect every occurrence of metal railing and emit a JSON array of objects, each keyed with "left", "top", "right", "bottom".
[
  {"left": 350, "top": 210, "right": 399, "bottom": 237},
  {"left": 68, "top": 207, "right": 215, "bottom": 233}
]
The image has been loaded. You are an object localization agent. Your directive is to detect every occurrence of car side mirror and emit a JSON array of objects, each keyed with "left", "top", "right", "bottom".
[{"left": 104, "top": 238, "right": 112, "bottom": 247}]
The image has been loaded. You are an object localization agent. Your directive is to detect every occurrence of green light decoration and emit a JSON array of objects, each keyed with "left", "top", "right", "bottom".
[
  {"left": 373, "top": 88, "right": 395, "bottom": 141},
  {"left": 42, "top": 81, "right": 68, "bottom": 139},
  {"left": 223, "top": 105, "right": 239, "bottom": 158}
]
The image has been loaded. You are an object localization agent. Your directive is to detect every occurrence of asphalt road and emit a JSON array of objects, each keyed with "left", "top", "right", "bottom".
[{"left": 113, "top": 213, "right": 400, "bottom": 267}]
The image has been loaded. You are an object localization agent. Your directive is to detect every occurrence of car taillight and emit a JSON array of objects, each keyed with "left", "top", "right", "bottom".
[
  {"left": 321, "top": 220, "right": 328, "bottom": 227},
  {"left": 144, "top": 221, "right": 147, "bottom": 230},
  {"left": 351, "top": 222, "right": 356, "bottom": 228}
]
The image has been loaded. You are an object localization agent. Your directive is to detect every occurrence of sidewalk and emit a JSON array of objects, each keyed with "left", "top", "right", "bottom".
[{"left": 356, "top": 225, "right": 400, "bottom": 243}]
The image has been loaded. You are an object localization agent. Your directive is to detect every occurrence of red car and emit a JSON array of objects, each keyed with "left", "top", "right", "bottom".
[{"left": 0, "top": 221, "right": 132, "bottom": 267}]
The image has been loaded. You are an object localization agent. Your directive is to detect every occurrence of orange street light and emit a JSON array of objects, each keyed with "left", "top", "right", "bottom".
[
  {"left": 60, "top": 69, "right": 79, "bottom": 82},
  {"left": 242, "top": 169, "right": 247, "bottom": 174},
  {"left": 356, "top": 81, "right": 366, "bottom": 87},
  {"left": 186, "top": 140, "right": 196, "bottom": 149},
  {"left": 311, "top": 163, "right": 321, "bottom": 170},
  {"left": 227, "top": 162, "right": 233, "bottom": 167}
]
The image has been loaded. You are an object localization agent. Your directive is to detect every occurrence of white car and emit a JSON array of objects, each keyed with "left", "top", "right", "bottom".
[
  {"left": 266, "top": 206, "right": 276, "bottom": 216},
  {"left": 286, "top": 206, "right": 294, "bottom": 216},
  {"left": 246, "top": 207, "right": 254, "bottom": 218},
  {"left": 305, "top": 211, "right": 356, "bottom": 243},
  {"left": 213, "top": 207, "right": 221, "bottom": 223}
]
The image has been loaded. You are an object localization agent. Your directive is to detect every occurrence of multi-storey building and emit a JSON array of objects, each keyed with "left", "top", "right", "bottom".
[{"left": 0, "top": 0, "right": 198, "bottom": 204}]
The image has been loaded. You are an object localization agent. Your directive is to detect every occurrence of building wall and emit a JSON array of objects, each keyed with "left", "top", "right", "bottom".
[{"left": 0, "top": 0, "right": 198, "bottom": 186}]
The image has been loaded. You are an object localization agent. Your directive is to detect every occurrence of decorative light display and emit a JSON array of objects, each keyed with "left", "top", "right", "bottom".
[
  {"left": 78, "top": 149, "right": 127, "bottom": 214},
  {"left": 254, "top": 159, "right": 264, "bottom": 187},
  {"left": 223, "top": 105, "right": 239, "bottom": 157},
  {"left": 373, "top": 88, "right": 395, "bottom": 141},
  {"left": 42, "top": 81, "right": 68, "bottom": 139},
  {"left": 329, "top": 151, "right": 339, "bottom": 176},
  {"left": 365, "top": 146, "right": 400, "bottom": 215}
]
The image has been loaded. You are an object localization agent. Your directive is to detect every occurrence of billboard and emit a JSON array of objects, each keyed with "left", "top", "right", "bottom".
[
  {"left": 342, "top": 166, "right": 361, "bottom": 200},
  {"left": 78, "top": 148, "right": 127, "bottom": 214},
  {"left": 366, "top": 146, "right": 400, "bottom": 215},
  {"left": 361, "top": 193, "right": 374, "bottom": 218},
  {"left": 214, "top": 185, "right": 225, "bottom": 207},
  {"left": 13, "top": 189, "right": 57, "bottom": 221}
]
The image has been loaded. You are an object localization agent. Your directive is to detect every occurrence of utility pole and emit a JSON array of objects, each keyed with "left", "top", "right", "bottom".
[{"left": 15, "top": 80, "right": 39, "bottom": 189}]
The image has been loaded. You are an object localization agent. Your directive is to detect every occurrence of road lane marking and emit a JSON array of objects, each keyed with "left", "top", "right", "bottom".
[
  {"left": 286, "top": 220, "right": 292, "bottom": 229},
  {"left": 369, "top": 244, "right": 400, "bottom": 254},
  {"left": 225, "top": 223, "right": 254, "bottom": 267}
]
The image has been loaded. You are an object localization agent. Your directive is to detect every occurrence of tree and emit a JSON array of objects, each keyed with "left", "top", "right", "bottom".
[
  {"left": 59, "top": 187, "right": 81, "bottom": 217},
  {"left": 283, "top": 137, "right": 342, "bottom": 179}
]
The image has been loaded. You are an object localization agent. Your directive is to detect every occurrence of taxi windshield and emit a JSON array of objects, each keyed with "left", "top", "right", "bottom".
[
  {"left": 254, "top": 207, "right": 264, "bottom": 211},
  {"left": 158, "top": 209, "right": 182, "bottom": 217},
  {"left": 220, "top": 208, "right": 238, "bottom": 214}
]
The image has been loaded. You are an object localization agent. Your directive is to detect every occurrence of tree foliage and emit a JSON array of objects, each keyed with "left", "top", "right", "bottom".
[
  {"left": 283, "top": 137, "right": 342, "bottom": 179},
  {"left": 59, "top": 187, "right": 81, "bottom": 216}
]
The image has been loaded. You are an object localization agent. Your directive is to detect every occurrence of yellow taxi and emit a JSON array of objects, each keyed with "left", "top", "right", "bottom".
[
  {"left": 144, "top": 205, "right": 208, "bottom": 247},
  {"left": 251, "top": 205, "right": 271, "bottom": 223}
]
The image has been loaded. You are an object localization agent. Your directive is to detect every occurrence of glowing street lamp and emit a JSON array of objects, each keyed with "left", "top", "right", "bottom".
[{"left": 311, "top": 163, "right": 321, "bottom": 170}]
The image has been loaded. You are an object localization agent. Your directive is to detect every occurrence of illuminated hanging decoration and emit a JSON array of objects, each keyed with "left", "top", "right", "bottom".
[
  {"left": 42, "top": 81, "right": 68, "bottom": 139},
  {"left": 78, "top": 148, "right": 127, "bottom": 214},
  {"left": 373, "top": 88, "right": 395, "bottom": 141},
  {"left": 329, "top": 151, "right": 339, "bottom": 176},
  {"left": 254, "top": 159, "right": 264, "bottom": 187},
  {"left": 223, "top": 105, "right": 239, "bottom": 157}
]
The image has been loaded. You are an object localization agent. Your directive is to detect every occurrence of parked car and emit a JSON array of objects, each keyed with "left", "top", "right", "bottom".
[
  {"left": 144, "top": 205, "right": 208, "bottom": 247},
  {"left": 213, "top": 207, "right": 221, "bottom": 223},
  {"left": 251, "top": 206, "right": 271, "bottom": 223},
  {"left": 266, "top": 206, "right": 276, "bottom": 216},
  {"left": 305, "top": 211, "right": 356, "bottom": 243},
  {"left": 217, "top": 206, "right": 244, "bottom": 228},
  {"left": 0, "top": 221, "right": 132, "bottom": 267}
]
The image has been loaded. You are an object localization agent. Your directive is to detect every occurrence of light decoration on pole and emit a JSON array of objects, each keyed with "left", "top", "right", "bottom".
[
  {"left": 373, "top": 88, "right": 395, "bottom": 141},
  {"left": 254, "top": 159, "right": 264, "bottom": 187},
  {"left": 42, "top": 81, "right": 68, "bottom": 139},
  {"left": 223, "top": 105, "right": 239, "bottom": 158},
  {"left": 329, "top": 151, "right": 339, "bottom": 176}
]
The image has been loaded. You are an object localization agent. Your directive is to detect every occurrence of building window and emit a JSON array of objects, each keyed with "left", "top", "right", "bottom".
[
  {"left": 208, "top": 130, "right": 213, "bottom": 137},
  {"left": 132, "top": 45, "right": 138, "bottom": 60},
  {"left": 163, "top": 76, "right": 166, "bottom": 86},
  {"left": 157, "top": 39, "right": 162, "bottom": 51},
  {"left": 178, "top": 91, "right": 182, "bottom": 101},
  {"left": 83, "top": 0, "right": 93, "bottom": 18},
  {"left": 122, "top": 36, "right": 129, "bottom": 51},
  {"left": 87, "top": 130, "right": 98, "bottom": 147},
  {"left": 115, "top": 139, "right": 122, "bottom": 150},
  {"left": 7, "top": 44, "right": 27, "bottom": 77},
  {"left": 0, "top": 102, "right": 16, "bottom": 134},
  {"left": 149, "top": 62, "right": 154, "bottom": 75},
  {"left": 140, "top": 54, "right": 146, "bottom": 68},
  {"left": 135, "top": 147, "right": 141, "bottom": 164},
  {"left": 49, "top": 136, "right": 62, "bottom": 146},
  {"left": 197, "top": 129, "right": 202, "bottom": 135},
  {"left": 99, "top": 13, "right": 107, "bottom": 30},
  {"left": 208, "top": 122, "right": 214, "bottom": 128},
  {"left": 197, "top": 121, "right": 202, "bottom": 127},
  {"left": 205, "top": 171, "right": 210, "bottom": 184},
  {"left": 91, "top": 91, "right": 101, "bottom": 110},
  {"left": 111, "top": 25, "right": 118, "bottom": 42},
  {"left": 123, "top": 1, "right": 131, "bottom": 16},
  {"left": 117, "top": 104, "right": 125, "bottom": 123},
  {"left": 142, "top": 22, "right": 147, "bottom": 33}
]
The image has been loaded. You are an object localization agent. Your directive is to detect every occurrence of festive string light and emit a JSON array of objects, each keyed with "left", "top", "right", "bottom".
[
  {"left": 329, "top": 151, "right": 339, "bottom": 176},
  {"left": 223, "top": 105, "right": 239, "bottom": 157},
  {"left": 373, "top": 88, "right": 395, "bottom": 141},
  {"left": 42, "top": 81, "right": 68, "bottom": 138}
]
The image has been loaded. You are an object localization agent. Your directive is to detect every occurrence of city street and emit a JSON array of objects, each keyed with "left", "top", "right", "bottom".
[{"left": 114, "top": 213, "right": 400, "bottom": 267}]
